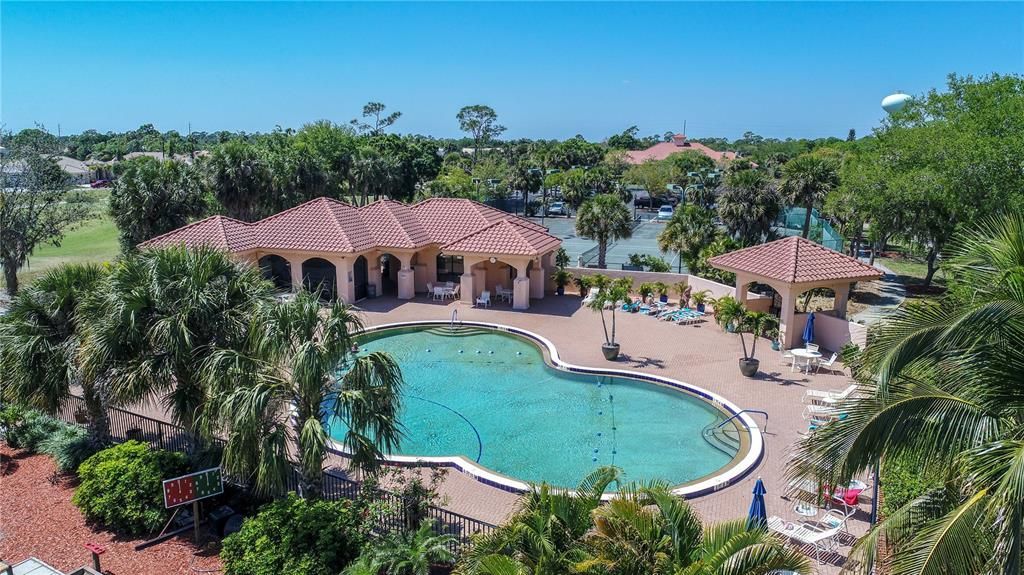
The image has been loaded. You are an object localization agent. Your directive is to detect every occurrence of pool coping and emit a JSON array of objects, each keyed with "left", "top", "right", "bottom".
[{"left": 326, "top": 319, "right": 764, "bottom": 500}]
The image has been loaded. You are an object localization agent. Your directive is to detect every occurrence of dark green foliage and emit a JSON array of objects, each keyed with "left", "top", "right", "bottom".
[
  {"left": 220, "top": 493, "right": 367, "bottom": 575},
  {"left": 39, "top": 424, "right": 98, "bottom": 474},
  {"left": 1, "top": 405, "right": 64, "bottom": 452},
  {"left": 880, "top": 455, "right": 940, "bottom": 518},
  {"left": 72, "top": 441, "right": 189, "bottom": 535},
  {"left": 626, "top": 253, "right": 670, "bottom": 272}
]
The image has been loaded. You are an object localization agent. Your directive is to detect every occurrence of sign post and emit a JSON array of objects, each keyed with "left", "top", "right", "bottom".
[{"left": 162, "top": 467, "right": 223, "bottom": 543}]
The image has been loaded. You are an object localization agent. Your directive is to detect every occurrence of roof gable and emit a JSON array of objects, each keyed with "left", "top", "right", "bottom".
[
  {"left": 358, "top": 200, "right": 432, "bottom": 249},
  {"left": 139, "top": 215, "right": 255, "bottom": 251},
  {"left": 441, "top": 219, "right": 561, "bottom": 257},
  {"left": 708, "top": 236, "right": 882, "bottom": 284},
  {"left": 253, "top": 197, "right": 376, "bottom": 253}
]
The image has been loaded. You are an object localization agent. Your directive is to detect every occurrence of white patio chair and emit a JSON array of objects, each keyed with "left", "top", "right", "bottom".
[
  {"left": 806, "top": 343, "right": 820, "bottom": 353},
  {"left": 476, "top": 290, "right": 491, "bottom": 308},
  {"left": 802, "top": 404, "right": 842, "bottom": 424},
  {"left": 450, "top": 284, "right": 460, "bottom": 300},
  {"left": 432, "top": 286, "right": 445, "bottom": 301},
  {"left": 803, "top": 384, "right": 857, "bottom": 405},
  {"left": 782, "top": 349, "right": 796, "bottom": 371},
  {"left": 426, "top": 282, "right": 434, "bottom": 295},
  {"left": 815, "top": 352, "right": 840, "bottom": 374},
  {"left": 581, "top": 288, "right": 600, "bottom": 306},
  {"left": 767, "top": 516, "right": 842, "bottom": 564}
]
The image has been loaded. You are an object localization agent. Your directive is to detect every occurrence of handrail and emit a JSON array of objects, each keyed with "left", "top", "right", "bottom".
[
  {"left": 450, "top": 309, "right": 460, "bottom": 331},
  {"left": 715, "top": 409, "right": 768, "bottom": 433}
]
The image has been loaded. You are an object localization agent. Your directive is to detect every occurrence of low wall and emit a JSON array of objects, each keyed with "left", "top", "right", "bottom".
[
  {"left": 565, "top": 268, "right": 764, "bottom": 308},
  {"left": 791, "top": 311, "right": 868, "bottom": 353}
]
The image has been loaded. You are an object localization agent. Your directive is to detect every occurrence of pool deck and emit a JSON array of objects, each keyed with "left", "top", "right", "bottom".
[{"left": 347, "top": 294, "right": 870, "bottom": 573}]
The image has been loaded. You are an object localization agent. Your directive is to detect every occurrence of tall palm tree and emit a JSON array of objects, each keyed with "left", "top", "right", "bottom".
[
  {"left": 780, "top": 153, "right": 840, "bottom": 239},
  {"left": 207, "top": 290, "right": 404, "bottom": 499},
  {"left": 658, "top": 206, "right": 717, "bottom": 274},
  {"left": 372, "top": 520, "right": 456, "bottom": 575},
  {"left": 576, "top": 194, "right": 633, "bottom": 269},
  {"left": 790, "top": 214, "right": 1024, "bottom": 575},
  {"left": 458, "top": 467, "right": 621, "bottom": 575},
  {"left": 579, "top": 483, "right": 813, "bottom": 575},
  {"left": 0, "top": 264, "right": 111, "bottom": 446},
  {"left": 80, "top": 246, "right": 274, "bottom": 439},
  {"left": 717, "top": 169, "right": 781, "bottom": 246},
  {"left": 205, "top": 139, "right": 272, "bottom": 222}
]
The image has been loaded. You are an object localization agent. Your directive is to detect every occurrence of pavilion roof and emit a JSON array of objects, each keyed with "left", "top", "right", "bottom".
[{"left": 708, "top": 236, "right": 882, "bottom": 285}]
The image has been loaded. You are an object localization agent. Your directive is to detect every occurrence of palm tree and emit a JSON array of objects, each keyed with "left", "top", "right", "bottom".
[
  {"left": 717, "top": 169, "right": 781, "bottom": 246},
  {"left": 780, "top": 153, "right": 840, "bottom": 239},
  {"left": 208, "top": 290, "right": 404, "bottom": 499},
  {"left": 576, "top": 194, "right": 633, "bottom": 269},
  {"left": 80, "top": 246, "right": 274, "bottom": 440},
  {"left": 790, "top": 214, "right": 1024, "bottom": 575},
  {"left": 658, "top": 206, "right": 717, "bottom": 274},
  {"left": 579, "top": 483, "right": 813, "bottom": 575},
  {"left": 457, "top": 467, "right": 621, "bottom": 575},
  {"left": 372, "top": 520, "right": 456, "bottom": 575},
  {"left": 587, "top": 275, "right": 633, "bottom": 351},
  {"left": 205, "top": 139, "right": 272, "bottom": 222},
  {"left": 0, "top": 264, "right": 111, "bottom": 446}
]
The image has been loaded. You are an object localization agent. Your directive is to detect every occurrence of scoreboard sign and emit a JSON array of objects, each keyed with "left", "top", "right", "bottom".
[{"left": 163, "top": 467, "right": 223, "bottom": 508}]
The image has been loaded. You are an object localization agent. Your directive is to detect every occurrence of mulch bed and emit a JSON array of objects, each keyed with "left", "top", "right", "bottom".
[{"left": 0, "top": 444, "right": 222, "bottom": 575}]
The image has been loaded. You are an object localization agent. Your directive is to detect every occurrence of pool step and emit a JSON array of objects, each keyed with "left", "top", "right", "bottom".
[
  {"left": 702, "top": 423, "right": 741, "bottom": 457},
  {"left": 422, "top": 326, "right": 493, "bottom": 338}
]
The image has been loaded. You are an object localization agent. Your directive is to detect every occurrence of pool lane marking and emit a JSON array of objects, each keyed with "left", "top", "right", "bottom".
[{"left": 406, "top": 393, "right": 484, "bottom": 463}]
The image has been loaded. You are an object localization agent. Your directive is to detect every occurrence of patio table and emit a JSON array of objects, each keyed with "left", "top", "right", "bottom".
[
  {"left": 791, "top": 348, "right": 822, "bottom": 374},
  {"left": 495, "top": 287, "right": 513, "bottom": 302}
]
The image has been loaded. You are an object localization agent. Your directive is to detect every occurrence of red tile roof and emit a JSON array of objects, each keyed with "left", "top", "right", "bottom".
[
  {"left": 708, "top": 236, "right": 882, "bottom": 284},
  {"left": 441, "top": 219, "right": 562, "bottom": 257},
  {"left": 141, "top": 215, "right": 256, "bottom": 251},
  {"left": 139, "top": 197, "right": 560, "bottom": 258},
  {"left": 624, "top": 134, "right": 739, "bottom": 165}
]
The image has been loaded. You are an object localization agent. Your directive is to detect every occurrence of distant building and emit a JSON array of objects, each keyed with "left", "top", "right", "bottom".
[
  {"left": 54, "top": 156, "right": 92, "bottom": 185},
  {"left": 624, "top": 134, "right": 739, "bottom": 165}
]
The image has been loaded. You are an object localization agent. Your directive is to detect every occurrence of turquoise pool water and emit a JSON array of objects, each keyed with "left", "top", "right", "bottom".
[{"left": 328, "top": 325, "right": 738, "bottom": 489}]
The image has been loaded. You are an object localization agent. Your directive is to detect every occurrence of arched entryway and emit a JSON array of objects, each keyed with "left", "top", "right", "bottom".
[
  {"left": 377, "top": 253, "right": 400, "bottom": 296},
  {"left": 353, "top": 255, "right": 369, "bottom": 300},
  {"left": 302, "top": 258, "right": 337, "bottom": 301},
  {"left": 258, "top": 254, "right": 292, "bottom": 291}
]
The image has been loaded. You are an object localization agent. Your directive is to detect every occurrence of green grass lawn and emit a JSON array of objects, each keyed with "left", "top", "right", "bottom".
[{"left": 3, "top": 215, "right": 121, "bottom": 289}]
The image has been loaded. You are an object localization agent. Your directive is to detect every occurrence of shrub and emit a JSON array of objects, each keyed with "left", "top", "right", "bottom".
[
  {"left": 221, "top": 493, "right": 367, "bottom": 575},
  {"left": 73, "top": 441, "right": 189, "bottom": 535},
  {"left": 1, "top": 405, "right": 64, "bottom": 452},
  {"left": 39, "top": 425, "right": 98, "bottom": 474},
  {"left": 881, "top": 455, "right": 942, "bottom": 518}
]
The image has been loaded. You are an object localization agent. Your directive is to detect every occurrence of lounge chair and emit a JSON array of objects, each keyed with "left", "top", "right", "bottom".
[
  {"left": 815, "top": 352, "right": 840, "bottom": 374},
  {"left": 581, "top": 288, "right": 600, "bottom": 306},
  {"left": 803, "top": 384, "right": 857, "bottom": 405},
  {"left": 476, "top": 291, "right": 491, "bottom": 308},
  {"left": 675, "top": 310, "right": 705, "bottom": 325},
  {"left": 801, "top": 404, "right": 843, "bottom": 424},
  {"left": 767, "top": 516, "right": 842, "bottom": 564}
]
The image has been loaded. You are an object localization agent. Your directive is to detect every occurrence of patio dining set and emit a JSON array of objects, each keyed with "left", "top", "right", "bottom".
[{"left": 427, "top": 281, "right": 461, "bottom": 301}]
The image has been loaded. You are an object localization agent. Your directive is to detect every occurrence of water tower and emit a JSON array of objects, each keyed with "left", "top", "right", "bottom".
[{"left": 882, "top": 92, "right": 911, "bottom": 114}]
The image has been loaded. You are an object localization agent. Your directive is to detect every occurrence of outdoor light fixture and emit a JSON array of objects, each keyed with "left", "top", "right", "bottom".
[{"left": 489, "top": 257, "right": 497, "bottom": 264}]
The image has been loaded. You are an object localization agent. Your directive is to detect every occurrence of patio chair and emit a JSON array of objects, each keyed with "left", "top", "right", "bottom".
[
  {"left": 815, "top": 352, "right": 840, "bottom": 374},
  {"left": 819, "top": 506, "right": 857, "bottom": 533},
  {"left": 581, "top": 288, "right": 600, "bottom": 307},
  {"left": 432, "top": 286, "right": 445, "bottom": 301},
  {"left": 450, "top": 284, "right": 461, "bottom": 300},
  {"left": 782, "top": 349, "right": 796, "bottom": 370},
  {"left": 767, "top": 516, "right": 842, "bottom": 564},
  {"left": 803, "top": 384, "right": 857, "bottom": 405},
  {"left": 801, "top": 404, "right": 844, "bottom": 424},
  {"left": 806, "top": 343, "right": 820, "bottom": 353},
  {"left": 476, "top": 290, "right": 491, "bottom": 308},
  {"left": 426, "top": 282, "right": 434, "bottom": 295}
]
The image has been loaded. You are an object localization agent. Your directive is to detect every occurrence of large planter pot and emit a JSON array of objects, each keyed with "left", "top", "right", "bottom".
[
  {"left": 602, "top": 343, "right": 621, "bottom": 360},
  {"left": 556, "top": 286, "right": 565, "bottom": 295},
  {"left": 738, "top": 358, "right": 760, "bottom": 377},
  {"left": 659, "top": 295, "right": 669, "bottom": 303},
  {"left": 696, "top": 303, "right": 706, "bottom": 313},
  {"left": 770, "top": 340, "right": 781, "bottom": 351}
]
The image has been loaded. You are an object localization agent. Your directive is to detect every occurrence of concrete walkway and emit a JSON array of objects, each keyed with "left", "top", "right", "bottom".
[{"left": 849, "top": 262, "right": 905, "bottom": 325}]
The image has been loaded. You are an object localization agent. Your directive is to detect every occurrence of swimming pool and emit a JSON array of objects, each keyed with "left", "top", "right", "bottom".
[{"left": 328, "top": 322, "right": 760, "bottom": 495}]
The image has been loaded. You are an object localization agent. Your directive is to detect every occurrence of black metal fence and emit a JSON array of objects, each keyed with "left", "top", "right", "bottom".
[{"left": 55, "top": 395, "right": 496, "bottom": 554}]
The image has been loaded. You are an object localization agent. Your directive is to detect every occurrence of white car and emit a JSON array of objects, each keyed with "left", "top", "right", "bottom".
[
  {"left": 656, "top": 205, "right": 674, "bottom": 220},
  {"left": 548, "top": 202, "right": 568, "bottom": 216}
]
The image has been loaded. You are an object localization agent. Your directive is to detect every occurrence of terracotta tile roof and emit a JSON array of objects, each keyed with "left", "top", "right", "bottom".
[
  {"left": 358, "top": 200, "right": 432, "bottom": 249},
  {"left": 139, "top": 215, "right": 255, "bottom": 251},
  {"left": 139, "top": 197, "right": 561, "bottom": 258},
  {"left": 708, "top": 236, "right": 882, "bottom": 284},
  {"left": 441, "top": 219, "right": 562, "bottom": 257},
  {"left": 624, "top": 134, "right": 739, "bottom": 165},
  {"left": 252, "top": 197, "right": 377, "bottom": 253}
]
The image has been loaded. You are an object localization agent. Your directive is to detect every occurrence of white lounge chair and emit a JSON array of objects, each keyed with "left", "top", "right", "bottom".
[
  {"left": 802, "top": 404, "right": 843, "bottom": 424},
  {"left": 803, "top": 384, "right": 857, "bottom": 405},
  {"left": 581, "top": 288, "right": 600, "bottom": 306},
  {"left": 476, "top": 290, "right": 491, "bottom": 308},
  {"left": 767, "top": 516, "right": 843, "bottom": 564},
  {"left": 815, "top": 352, "right": 840, "bottom": 374}
]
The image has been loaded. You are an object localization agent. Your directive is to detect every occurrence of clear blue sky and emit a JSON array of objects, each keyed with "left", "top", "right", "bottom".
[{"left": 2, "top": 2, "right": 1021, "bottom": 140}]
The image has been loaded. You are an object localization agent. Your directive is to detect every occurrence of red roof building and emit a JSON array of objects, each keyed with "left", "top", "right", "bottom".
[
  {"left": 140, "top": 197, "right": 562, "bottom": 310},
  {"left": 624, "top": 134, "right": 740, "bottom": 165}
]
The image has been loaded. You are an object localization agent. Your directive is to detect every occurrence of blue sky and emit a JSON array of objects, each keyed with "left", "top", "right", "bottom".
[{"left": 2, "top": 2, "right": 1021, "bottom": 140}]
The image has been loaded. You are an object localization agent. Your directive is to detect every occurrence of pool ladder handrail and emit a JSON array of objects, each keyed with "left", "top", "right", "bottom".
[
  {"left": 712, "top": 409, "right": 768, "bottom": 434},
  {"left": 450, "top": 309, "right": 461, "bottom": 332}
]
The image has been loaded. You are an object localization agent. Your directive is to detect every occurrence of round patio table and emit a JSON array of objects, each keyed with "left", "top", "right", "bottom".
[{"left": 791, "top": 348, "right": 822, "bottom": 374}]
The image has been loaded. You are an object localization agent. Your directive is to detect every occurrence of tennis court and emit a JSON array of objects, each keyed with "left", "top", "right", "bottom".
[{"left": 527, "top": 216, "right": 684, "bottom": 272}]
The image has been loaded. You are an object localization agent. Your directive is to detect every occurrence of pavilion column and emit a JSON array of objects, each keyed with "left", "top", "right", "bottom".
[
  {"left": 460, "top": 257, "right": 482, "bottom": 304},
  {"left": 330, "top": 256, "right": 355, "bottom": 303},
  {"left": 288, "top": 255, "right": 305, "bottom": 292},
  {"left": 833, "top": 282, "right": 852, "bottom": 319},
  {"left": 542, "top": 252, "right": 556, "bottom": 292},
  {"left": 734, "top": 272, "right": 755, "bottom": 306},
  {"left": 513, "top": 261, "right": 531, "bottom": 310},
  {"left": 529, "top": 259, "right": 545, "bottom": 300},
  {"left": 367, "top": 252, "right": 382, "bottom": 298},
  {"left": 779, "top": 285, "right": 799, "bottom": 350},
  {"left": 396, "top": 253, "right": 415, "bottom": 300}
]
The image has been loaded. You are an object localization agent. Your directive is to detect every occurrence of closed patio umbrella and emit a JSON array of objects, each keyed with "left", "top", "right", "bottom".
[
  {"left": 747, "top": 477, "right": 767, "bottom": 530},
  {"left": 802, "top": 312, "right": 816, "bottom": 345}
]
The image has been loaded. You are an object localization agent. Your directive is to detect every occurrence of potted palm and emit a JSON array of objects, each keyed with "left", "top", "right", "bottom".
[
  {"left": 638, "top": 282, "right": 655, "bottom": 305},
  {"left": 587, "top": 274, "right": 632, "bottom": 360},
  {"left": 654, "top": 282, "right": 669, "bottom": 303},
  {"left": 675, "top": 281, "right": 691, "bottom": 307},
  {"left": 551, "top": 269, "right": 572, "bottom": 296},
  {"left": 715, "top": 296, "right": 770, "bottom": 377},
  {"left": 574, "top": 275, "right": 593, "bottom": 298},
  {"left": 691, "top": 289, "right": 711, "bottom": 313}
]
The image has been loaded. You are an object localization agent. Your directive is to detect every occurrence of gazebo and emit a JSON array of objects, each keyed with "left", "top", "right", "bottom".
[{"left": 708, "top": 236, "right": 882, "bottom": 351}]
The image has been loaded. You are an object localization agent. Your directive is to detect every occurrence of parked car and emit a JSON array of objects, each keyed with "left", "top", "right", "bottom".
[
  {"left": 547, "top": 201, "right": 568, "bottom": 216},
  {"left": 656, "top": 205, "right": 675, "bottom": 220},
  {"left": 633, "top": 193, "right": 678, "bottom": 209},
  {"left": 90, "top": 179, "right": 112, "bottom": 188}
]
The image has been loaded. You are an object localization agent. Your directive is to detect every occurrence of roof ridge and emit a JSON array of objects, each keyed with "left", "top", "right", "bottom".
[
  {"left": 138, "top": 215, "right": 248, "bottom": 248},
  {"left": 254, "top": 196, "right": 351, "bottom": 227}
]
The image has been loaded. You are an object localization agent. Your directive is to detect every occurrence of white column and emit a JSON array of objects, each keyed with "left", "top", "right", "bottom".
[
  {"left": 330, "top": 257, "right": 354, "bottom": 303},
  {"left": 833, "top": 283, "right": 851, "bottom": 319},
  {"left": 735, "top": 272, "right": 753, "bottom": 306},
  {"left": 397, "top": 253, "right": 415, "bottom": 300},
  {"left": 288, "top": 256, "right": 304, "bottom": 292},
  {"left": 779, "top": 286, "right": 799, "bottom": 350},
  {"left": 530, "top": 263, "right": 545, "bottom": 300},
  {"left": 513, "top": 262, "right": 531, "bottom": 310},
  {"left": 367, "top": 252, "right": 382, "bottom": 298}
]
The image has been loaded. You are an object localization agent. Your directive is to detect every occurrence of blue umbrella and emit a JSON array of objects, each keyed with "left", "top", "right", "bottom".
[
  {"left": 747, "top": 477, "right": 767, "bottom": 530},
  {"left": 802, "top": 312, "right": 816, "bottom": 345}
]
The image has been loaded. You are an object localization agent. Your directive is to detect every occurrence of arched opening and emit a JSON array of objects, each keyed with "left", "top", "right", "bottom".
[
  {"left": 469, "top": 257, "right": 518, "bottom": 304},
  {"left": 353, "top": 256, "right": 368, "bottom": 300},
  {"left": 746, "top": 282, "right": 782, "bottom": 317},
  {"left": 302, "top": 258, "right": 337, "bottom": 302},
  {"left": 258, "top": 254, "right": 292, "bottom": 292},
  {"left": 377, "top": 253, "right": 400, "bottom": 296},
  {"left": 795, "top": 287, "right": 836, "bottom": 314}
]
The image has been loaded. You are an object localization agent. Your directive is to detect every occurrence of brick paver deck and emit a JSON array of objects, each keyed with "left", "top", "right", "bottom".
[{"left": 354, "top": 294, "right": 870, "bottom": 573}]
